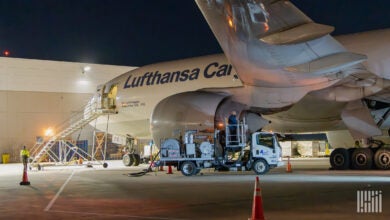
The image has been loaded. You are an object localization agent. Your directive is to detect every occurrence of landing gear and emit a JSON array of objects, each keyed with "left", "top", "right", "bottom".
[
  {"left": 374, "top": 148, "right": 390, "bottom": 170},
  {"left": 122, "top": 153, "right": 141, "bottom": 166},
  {"left": 123, "top": 154, "right": 134, "bottom": 166},
  {"left": 330, "top": 145, "right": 390, "bottom": 170},
  {"left": 351, "top": 148, "right": 373, "bottom": 169},
  {"left": 133, "top": 154, "right": 141, "bottom": 166},
  {"left": 122, "top": 135, "right": 141, "bottom": 167},
  {"left": 330, "top": 148, "right": 350, "bottom": 170}
]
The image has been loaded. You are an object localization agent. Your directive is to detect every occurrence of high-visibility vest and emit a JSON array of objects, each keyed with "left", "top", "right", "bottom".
[{"left": 21, "top": 149, "right": 30, "bottom": 157}]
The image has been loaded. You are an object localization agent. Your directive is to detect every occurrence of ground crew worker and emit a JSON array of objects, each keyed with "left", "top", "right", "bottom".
[
  {"left": 228, "top": 111, "right": 238, "bottom": 144},
  {"left": 20, "top": 146, "right": 30, "bottom": 170}
]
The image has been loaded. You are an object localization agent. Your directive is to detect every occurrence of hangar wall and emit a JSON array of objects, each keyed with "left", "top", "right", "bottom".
[{"left": 0, "top": 90, "right": 94, "bottom": 162}]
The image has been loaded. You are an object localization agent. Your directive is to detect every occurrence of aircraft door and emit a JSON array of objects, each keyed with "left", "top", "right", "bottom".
[{"left": 101, "top": 84, "right": 118, "bottom": 110}]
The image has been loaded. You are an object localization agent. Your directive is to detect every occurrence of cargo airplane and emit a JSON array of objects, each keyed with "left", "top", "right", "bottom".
[{"left": 87, "top": 0, "right": 390, "bottom": 170}]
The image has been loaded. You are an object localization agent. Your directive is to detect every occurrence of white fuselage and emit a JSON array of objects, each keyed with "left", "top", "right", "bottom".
[
  {"left": 93, "top": 54, "right": 242, "bottom": 138},
  {"left": 92, "top": 29, "right": 390, "bottom": 139}
]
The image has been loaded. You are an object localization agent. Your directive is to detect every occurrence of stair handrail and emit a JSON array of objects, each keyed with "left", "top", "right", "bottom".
[
  {"left": 30, "top": 97, "right": 99, "bottom": 157},
  {"left": 45, "top": 97, "right": 99, "bottom": 141}
]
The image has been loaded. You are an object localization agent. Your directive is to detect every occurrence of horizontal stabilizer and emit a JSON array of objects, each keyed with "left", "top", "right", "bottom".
[
  {"left": 284, "top": 52, "right": 367, "bottom": 76},
  {"left": 260, "top": 22, "right": 334, "bottom": 45}
]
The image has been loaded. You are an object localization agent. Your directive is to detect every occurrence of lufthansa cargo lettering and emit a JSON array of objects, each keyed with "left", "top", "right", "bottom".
[{"left": 124, "top": 62, "right": 232, "bottom": 89}]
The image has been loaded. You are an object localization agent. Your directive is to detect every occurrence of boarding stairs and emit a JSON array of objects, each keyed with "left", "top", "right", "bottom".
[{"left": 30, "top": 99, "right": 115, "bottom": 167}]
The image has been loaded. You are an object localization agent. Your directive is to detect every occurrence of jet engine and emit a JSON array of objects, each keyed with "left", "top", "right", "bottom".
[
  {"left": 151, "top": 91, "right": 228, "bottom": 145},
  {"left": 151, "top": 91, "right": 269, "bottom": 148}
]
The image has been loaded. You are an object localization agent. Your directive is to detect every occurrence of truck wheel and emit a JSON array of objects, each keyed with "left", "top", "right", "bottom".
[
  {"left": 180, "top": 161, "right": 197, "bottom": 176},
  {"left": 133, "top": 154, "right": 141, "bottom": 166},
  {"left": 351, "top": 148, "right": 373, "bottom": 170},
  {"left": 123, "top": 154, "right": 134, "bottom": 166},
  {"left": 374, "top": 148, "right": 390, "bottom": 170},
  {"left": 330, "top": 148, "right": 350, "bottom": 170},
  {"left": 252, "top": 159, "right": 269, "bottom": 175}
]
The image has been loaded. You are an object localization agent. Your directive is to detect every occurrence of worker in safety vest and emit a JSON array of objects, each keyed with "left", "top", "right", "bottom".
[{"left": 20, "top": 146, "right": 30, "bottom": 169}]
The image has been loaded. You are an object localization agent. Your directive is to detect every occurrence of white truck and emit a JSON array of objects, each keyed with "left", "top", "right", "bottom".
[{"left": 155, "top": 123, "right": 284, "bottom": 176}]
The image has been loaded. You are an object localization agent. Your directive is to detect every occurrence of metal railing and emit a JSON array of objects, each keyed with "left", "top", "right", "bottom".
[
  {"left": 225, "top": 123, "right": 246, "bottom": 147},
  {"left": 29, "top": 96, "right": 113, "bottom": 166}
]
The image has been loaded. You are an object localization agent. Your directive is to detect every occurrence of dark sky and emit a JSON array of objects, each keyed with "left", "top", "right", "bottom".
[{"left": 0, "top": 0, "right": 389, "bottom": 66}]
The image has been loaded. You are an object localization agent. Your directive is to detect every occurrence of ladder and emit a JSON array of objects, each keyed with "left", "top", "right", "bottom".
[
  {"left": 225, "top": 123, "right": 247, "bottom": 148},
  {"left": 30, "top": 98, "right": 114, "bottom": 167}
]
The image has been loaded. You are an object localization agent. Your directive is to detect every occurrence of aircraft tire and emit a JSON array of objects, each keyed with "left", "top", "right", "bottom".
[
  {"left": 180, "top": 161, "right": 197, "bottom": 176},
  {"left": 351, "top": 148, "right": 373, "bottom": 170},
  {"left": 347, "top": 148, "right": 356, "bottom": 169},
  {"left": 330, "top": 148, "right": 350, "bottom": 170},
  {"left": 252, "top": 159, "right": 269, "bottom": 175},
  {"left": 123, "top": 154, "right": 134, "bottom": 166},
  {"left": 133, "top": 154, "right": 141, "bottom": 166},
  {"left": 374, "top": 148, "right": 390, "bottom": 170}
]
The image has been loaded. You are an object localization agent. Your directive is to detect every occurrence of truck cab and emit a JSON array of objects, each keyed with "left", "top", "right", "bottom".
[{"left": 249, "top": 132, "right": 284, "bottom": 174}]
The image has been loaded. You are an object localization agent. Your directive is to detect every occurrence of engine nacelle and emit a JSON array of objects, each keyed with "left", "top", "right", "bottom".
[
  {"left": 151, "top": 91, "right": 270, "bottom": 148},
  {"left": 151, "top": 91, "right": 228, "bottom": 147}
]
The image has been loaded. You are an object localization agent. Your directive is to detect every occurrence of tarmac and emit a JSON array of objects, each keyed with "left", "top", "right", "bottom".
[{"left": 0, "top": 159, "right": 389, "bottom": 220}]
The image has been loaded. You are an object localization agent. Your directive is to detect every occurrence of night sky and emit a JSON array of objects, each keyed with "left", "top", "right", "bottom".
[{"left": 0, "top": 0, "right": 389, "bottom": 66}]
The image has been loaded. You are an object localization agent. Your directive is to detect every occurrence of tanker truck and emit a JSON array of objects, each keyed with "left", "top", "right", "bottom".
[{"left": 155, "top": 123, "right": 284, "bottom": 176}]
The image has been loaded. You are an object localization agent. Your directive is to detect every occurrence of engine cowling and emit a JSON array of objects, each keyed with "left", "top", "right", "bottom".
[
  {"left": 151, "top": 91, "right": 227, "bottom": 146},
  {"left": 151, "top": 91, "right": 269, "bottom": 147}
]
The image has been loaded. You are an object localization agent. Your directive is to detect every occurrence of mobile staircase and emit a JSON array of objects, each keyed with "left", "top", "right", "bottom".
[{"left": 30, "top": 96, "right": 116, "bottom": 168}]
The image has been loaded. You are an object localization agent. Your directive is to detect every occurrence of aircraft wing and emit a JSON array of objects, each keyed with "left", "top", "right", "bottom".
[{"left": 195, "top": 0, "right": 390, "bottom": 138}]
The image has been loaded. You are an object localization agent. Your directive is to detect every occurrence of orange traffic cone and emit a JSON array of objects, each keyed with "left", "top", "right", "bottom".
[
  {"left": 166, "top": 165, "right": 173, "bottom": 174},
  {"left": 286, "top": 156, "right": 292, "bottom": 173},
  {"left": 250, "top": 176, "right": 265, "bottom": 220},
  {"left": 20, "top": 167, "right": 30, "bottom": 186}
]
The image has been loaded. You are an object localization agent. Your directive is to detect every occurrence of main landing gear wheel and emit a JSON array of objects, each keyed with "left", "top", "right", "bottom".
[
  {"left": 252, "top": 159, "right": 269, "bottom": 175},
  {"left": 351, "top": 148, "right": 373, "bottom": 170},
  {"left": 330, "top": 148, "right": 350, "bottom": 170},
  {"left": 123, "top": 154, "right": 134, "bottom": 166},
  {"left": 133, "top": 154, "right": 141, "bottom": 166},
  {"left": 180, "top": 161, "right": 197, "bottom": 176},
  {"left": 374, "top": 148, "right": 390, "bottom": 170}
]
